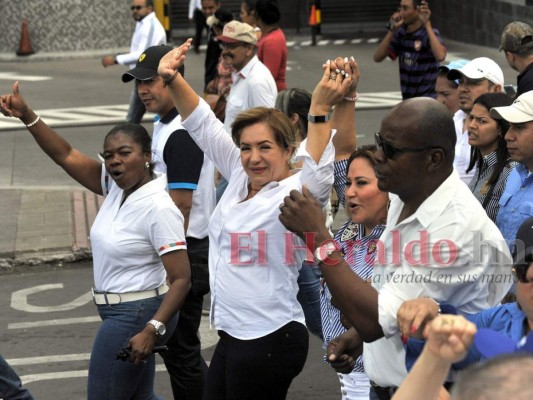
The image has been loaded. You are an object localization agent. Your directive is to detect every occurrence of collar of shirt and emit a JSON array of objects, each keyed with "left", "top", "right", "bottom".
[
  {"left": 118, "top": 171, "right": 167, "bottom": 206},
  {"left": 159, "top": 107, "right": 179, "bottom": 124},
  {"left": 231, "top": 55, "right": 259, "bottom": 83},
  {"left": 390, "top": 170, "right": 459, "bottom": 230}
]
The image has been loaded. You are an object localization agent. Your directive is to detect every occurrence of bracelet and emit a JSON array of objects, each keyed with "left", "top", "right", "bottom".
[
  {"left": 344, "top": 92, "right": 360, "bottom": 102},
  {"left": 163, "top": 71, "right": 179, "bottom": 88},
  {"left": 25, "top": 115, "right": 40, "bottom": 127},
  {"left": 426, "top": 297, "right": 442, "bottom": 315}
]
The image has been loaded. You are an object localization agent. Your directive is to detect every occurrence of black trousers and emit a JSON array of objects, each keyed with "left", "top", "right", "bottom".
[
  {"left": 204, "top": 321, "right": 309, "bottom": 400},
  {"left": 193, "top": 8, "right": 207, "bottom": 51},
  {"left": 161, "top": 237, "right": 210, "bottom": 400}
]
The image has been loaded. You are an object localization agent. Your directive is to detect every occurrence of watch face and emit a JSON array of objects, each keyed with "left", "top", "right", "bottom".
[{"left": 158, "top": 325, "right": 166, "bottom": 336}]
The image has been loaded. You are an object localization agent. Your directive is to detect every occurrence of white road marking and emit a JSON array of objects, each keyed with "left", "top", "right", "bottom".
[
  {"left": 318, "top": 40, "right": 330, "bottom": 46},
  {"left": 367, "top": 38, "right": 380, "bottom": 44},
  {"left": 8, "top": 316, "right": 101, "bottom": 329},
  {"left": 300, "top": 40, "right": 312, "bottom": 46},
  {"left": 0, "top": 72, "right": 52, "bottom": 81},
  {"left": 351, "top": 39, "right": 363, "bottom": 44},
  {"left": 11, "top": 284, "right": 92, "bottom": 313},
  {"left": 334, "top": 39, "right": 346, "bottom": 45}
]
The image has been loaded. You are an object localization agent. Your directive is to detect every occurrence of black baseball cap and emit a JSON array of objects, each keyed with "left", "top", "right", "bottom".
[{"left": 122, "top": 45, "right": 173, "bottom": 82}]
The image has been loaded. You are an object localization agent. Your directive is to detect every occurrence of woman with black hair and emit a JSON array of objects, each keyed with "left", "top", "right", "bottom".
[
  {"left": 466, "top": 92, "right": 518, "bottom": 221},
  {"left": 254, "top": 0, "right": 287, "bottom": 91}
]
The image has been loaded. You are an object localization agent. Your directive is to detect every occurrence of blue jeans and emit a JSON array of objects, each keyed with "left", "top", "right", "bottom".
[
  {"left": 0, "top": 354, "right": 34, "bottom": 400},
  {"left": 87, "top": 296, "right": 178, "bottom": 400},
  {"left": 297, "top": 262, "right": 323, "bottom": 340}
]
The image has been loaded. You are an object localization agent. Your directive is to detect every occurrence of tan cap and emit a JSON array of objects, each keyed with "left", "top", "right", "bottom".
[
  {"left": 216, "top": 21, "right": 257, "bottom": 45},
  {"left": 490, "top": 90, "right": 533, "bottom": 123},
  {"left": 500, "top": 21, "right": 533, "bottom": 53}
]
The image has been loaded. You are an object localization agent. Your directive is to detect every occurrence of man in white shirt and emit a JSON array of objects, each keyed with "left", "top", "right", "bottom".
[
  {"left": 279, "top": 97, "right": 512, "bottom": 399},
  {"left": 122, "top": 45, "right": 215, "bottom": 400},
  {"left": 446, "top": 57, "right": 504, "bottom": 185},
  {"left": 214, "top": 20, "right": 277, "bottom": 200},
  {"left": 102, "top": 0, "right": 166, "bottom": 123}
]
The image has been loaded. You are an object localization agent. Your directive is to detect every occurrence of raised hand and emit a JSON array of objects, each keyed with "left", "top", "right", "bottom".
[
  {"left": 423, "top": 315, "right": 476, "bottom": 363},
  {"left": 157, "top": 38, "right": 193, "bottom": 81},
  {"left": 0, "top": 81, "right": 30, "bottom": 119},
  {"left": 311, "top": 58, "right": 353, "bottom": 115},
  {"left": 418, "top": 1, "right": 432, "bottom": 25}
]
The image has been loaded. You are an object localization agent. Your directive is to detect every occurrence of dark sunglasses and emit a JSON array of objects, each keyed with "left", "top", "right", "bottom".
[
  {"left": 130, "top": 5, "right": 144, "bottom": 11},
  {"left": 374, "top": 132, "right": 441, "bottom": 159},
  {"left": 513, "top": 265, "right": 532, "bottom": 283}
]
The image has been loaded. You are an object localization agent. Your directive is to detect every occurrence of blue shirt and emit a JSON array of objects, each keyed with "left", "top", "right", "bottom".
[
  {"left": 496, "top": 164, "right": 533, "bottom": 249},
  {"left": 405, "top": 303, "right": 526, "bottom": 371}
]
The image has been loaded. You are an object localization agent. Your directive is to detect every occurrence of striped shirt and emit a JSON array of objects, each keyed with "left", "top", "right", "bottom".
[
  {"left": 468, "top": 151, "right": 518, "bottom": 222},
  {"left": 389, "top": 25, "right": 444, "bottom": 99},
  {"left": 321, "top": 159, "right": 386, "bottom": 372}
]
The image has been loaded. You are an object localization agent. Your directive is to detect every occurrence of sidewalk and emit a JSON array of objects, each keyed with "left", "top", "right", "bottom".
[{"left": 0, "top": 188, "right": 101, "bottom": 270}]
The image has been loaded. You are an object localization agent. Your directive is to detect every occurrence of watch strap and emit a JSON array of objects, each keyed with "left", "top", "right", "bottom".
[{"left": 307, "top": 112, "right": 332, "bottom": 123}]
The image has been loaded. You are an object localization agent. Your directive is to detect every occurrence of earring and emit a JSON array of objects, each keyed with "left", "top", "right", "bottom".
[{"left": 144, "top": 161, "right": 150, "bottom": 169}]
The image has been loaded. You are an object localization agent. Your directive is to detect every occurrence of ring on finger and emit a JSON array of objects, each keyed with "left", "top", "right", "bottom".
[
  {"left": 279, "top": 202, "right": 285, "bottom": 211},
  {"left": 329, "top": 73, "right": 337, "bottom": 80}
]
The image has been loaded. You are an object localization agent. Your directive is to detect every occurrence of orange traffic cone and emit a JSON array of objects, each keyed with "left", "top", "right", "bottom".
[
  {"left": 17, "top": 19, "right": 35, "bottom": 56},
  {"left": 309, "top": 5, "right": 317, "bottom": 26}
]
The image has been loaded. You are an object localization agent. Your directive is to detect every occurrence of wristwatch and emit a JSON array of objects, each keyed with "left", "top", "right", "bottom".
[
  {"left": 314, "top": 241, "right": 339, "bottom": 264},
  {"left": 147, "top": 319, "right": 166, "bottom": 336},
  {"left": 307, "top": 112, "right": 332, "bottom": 123}
]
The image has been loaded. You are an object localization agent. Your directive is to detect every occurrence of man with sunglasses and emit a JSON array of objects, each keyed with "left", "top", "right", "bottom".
[
  {"left": 501, "top": 21, "right": 533, "bottom": 98},
  {"left": 279, "top": 97, "right": 512, "bottom": 399},
  {"left": 101, "top": 0, "right": 166, "bottom": 124},
  {"left": 213, "top": 20, "right": 277, "bottom": 199}
]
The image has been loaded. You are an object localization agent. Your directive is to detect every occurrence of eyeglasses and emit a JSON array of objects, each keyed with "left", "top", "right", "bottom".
[
  {"left": 219, "top": 42, "right": 245, "bottom": 50},
  {"left": 374, "top": 132, "right": 441, "bottom": 159},
  {"left": 130, "top": 5, "right": 145, "bottom": 11},
  {"left": 513, "top": 265, "right": 532, "bottom": 283}
]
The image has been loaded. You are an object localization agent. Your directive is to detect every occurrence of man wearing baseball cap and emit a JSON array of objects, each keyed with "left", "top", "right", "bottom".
[
  {"left": 490, "top": 91, "right": 533, "bottom": 249},
  {"left": 447, "top": 57, "right": 505, "bottom": 185},
  {"left": 123, "top": 45, "right": 215, "bottom": 400},
  {"left": 213, "top": 20, "right": 277, "bottom": 200},
  {"left": 435, "top": 59, "right": 469, "bottom": 116},
  {"left": 501, "top": 21, "right": 533, "bottom": 97}
]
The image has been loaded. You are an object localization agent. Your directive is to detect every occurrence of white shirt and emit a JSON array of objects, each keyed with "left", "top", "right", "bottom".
[
  {"left": 182, "top": 99, "right": 334, "bottom": 339},
  {"left": 453, "top": 109, "right": 476, "bottom": 185},
  {"left": 363, "top": 170, "right": 512, "bottom": 387},
  {"left": 116, "top": 12, "right": 166, "bottom": 68},
  {"left": 90, "top": 169, "right": 186, "bottom": 293},
  {"left": 189, "top": 0, "right": 202, "bottom": 19},
  {"left": 223, "top": 55, "right": 277, "bottom": 133},
  {"left": 152, "top": 113, "right": 215, "bottom": 239}
]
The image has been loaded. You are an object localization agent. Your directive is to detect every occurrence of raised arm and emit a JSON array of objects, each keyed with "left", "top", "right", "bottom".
[
  {"left": 0, "top": 82, "right": 103, "bottom": 194},
  {"left": 418, "top": 1, "right": 446, "bottom": 62},
  {"left": 330, "top": 56, "right": 358, "bottom": 161},
  {"left": 306, "top": 59, "right": 352, "bottom": 163},
  {"left": 373, "top": 10, "right": 401, "bottom": 62},
  {"left": 158, "top": 39, "right": 200, "bottom": 120}
]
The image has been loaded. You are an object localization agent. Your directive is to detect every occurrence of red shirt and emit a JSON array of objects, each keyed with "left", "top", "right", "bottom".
[{"left": 257, "top": 28, "right": 287, "bottom": 91}]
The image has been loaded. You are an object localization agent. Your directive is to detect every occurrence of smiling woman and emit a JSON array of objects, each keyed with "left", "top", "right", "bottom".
[
  {"left": 157, "top": 39, "right": 356, "bottom": 399},
  {"left": 0, "top": 82, "right": 191, "bottom": 400}
]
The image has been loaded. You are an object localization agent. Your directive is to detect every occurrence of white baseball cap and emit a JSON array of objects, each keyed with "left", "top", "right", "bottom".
[
  {"left": 490, "top": 90, "right": 533, "bottom": 123},
  {"left": 447, "top": 57, "right": 504, "bottom": 87}
]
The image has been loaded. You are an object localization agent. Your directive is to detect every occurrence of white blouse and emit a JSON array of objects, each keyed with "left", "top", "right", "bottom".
[{"left": 182, "top": 99, "right": 334, "bottom": 339}]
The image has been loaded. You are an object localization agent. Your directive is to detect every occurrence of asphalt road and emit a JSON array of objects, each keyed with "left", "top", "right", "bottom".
[{"left": 0, "top": 31, "right": 519, "bottom": 399}]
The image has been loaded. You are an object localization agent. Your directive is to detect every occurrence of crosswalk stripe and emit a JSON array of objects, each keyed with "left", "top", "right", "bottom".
[
  {"left": 0, "top": 92, "right": 403, "bottom": 132},
  {"left": 0, "top": 72, "right": 52, "bottom": 82}
]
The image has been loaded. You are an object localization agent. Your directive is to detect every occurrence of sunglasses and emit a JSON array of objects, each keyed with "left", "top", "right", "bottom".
[
  {"left": 219, "top": 42, "right": 246, "bottom": 50},
  {"left": 374, "top": 132, "right": 441, "bottom": 159},
  {"left": 513, "top": 265, "right": 532, "bottom": 283},
  {"left": 130, "top": 5, "right": 145, "bottom": 11}
]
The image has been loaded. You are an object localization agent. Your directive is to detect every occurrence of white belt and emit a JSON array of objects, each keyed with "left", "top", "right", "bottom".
[{"left": 92, "top": 284, "right": 169, "bottom": 305}]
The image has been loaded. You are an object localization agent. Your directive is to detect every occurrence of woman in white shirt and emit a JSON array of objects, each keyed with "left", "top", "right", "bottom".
[
  {"left": 158, "top": 40, "right": 354, "bottom": 399},
  {"left": 0, "top": 83, "right": 191, "bottom": 400}
]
